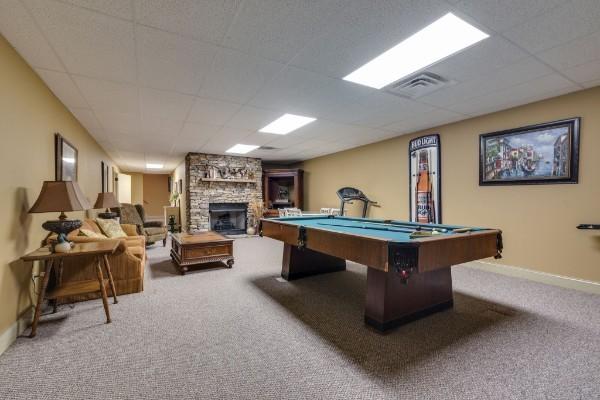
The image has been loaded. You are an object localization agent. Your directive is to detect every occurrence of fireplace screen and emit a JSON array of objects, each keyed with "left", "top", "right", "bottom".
[{"left": 209, "top": 203, "right": 247, "bottom": 235}]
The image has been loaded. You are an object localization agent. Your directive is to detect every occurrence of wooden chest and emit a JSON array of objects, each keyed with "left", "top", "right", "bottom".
[{"left": 170, "top": 232, "right": 234, "bottom": 275}]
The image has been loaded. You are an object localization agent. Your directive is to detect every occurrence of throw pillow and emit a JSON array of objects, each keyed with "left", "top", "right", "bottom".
[
  {"left": 79, "top": 229, "right": 107, "bottom": 239},
  {"left": 95, "top": 218, "right": 128, "bottom": 238}
]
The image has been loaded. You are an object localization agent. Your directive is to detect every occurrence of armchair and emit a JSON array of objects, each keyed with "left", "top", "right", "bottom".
[{"left": 114, "top": 203, "right": 168, "bottom": 246}]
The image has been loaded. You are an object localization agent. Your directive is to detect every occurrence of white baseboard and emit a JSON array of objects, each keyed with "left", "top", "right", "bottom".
[
  {"left": 464, "top": 261, "right": 600, "bottom": 295},
  {"left": 0, "top": 309, "right": 32, "bottom": 356}
]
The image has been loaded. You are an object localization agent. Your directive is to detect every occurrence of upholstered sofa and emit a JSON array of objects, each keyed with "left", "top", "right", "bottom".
[{"left": 53, "top": 219, "right": 146, "bottom": 303}]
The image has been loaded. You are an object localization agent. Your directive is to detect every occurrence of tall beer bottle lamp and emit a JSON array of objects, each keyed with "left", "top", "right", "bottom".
[
  {"left": 416, "top": 149, "right": 434, "bottom": 223},
  {"left": 28, "top": 181, "right": 91, "bottom": 252}
]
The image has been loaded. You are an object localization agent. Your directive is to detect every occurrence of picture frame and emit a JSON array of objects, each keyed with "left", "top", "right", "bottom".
[
  {"left": 409, "top": 134, "right": 441, "bottom": 224},
  {"left": 55, "top": 133, "right": 78, "bottom": 181},
  {"left": 168, "top": 176, "right": 172, "bottom": 193},
  {"left": 179, "top": 179, "right": 183, "bottom": 194},
  {"left": 479, "top": 118, "right": 580, "bottom": 186},
  {"left": 101, "top": 161, "right": 109, "bottom": 192}
]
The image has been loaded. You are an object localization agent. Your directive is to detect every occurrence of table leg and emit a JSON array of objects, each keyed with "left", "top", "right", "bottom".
[
  {"left": 102, "top": 254, "right": 118, "bottom": 304},
  {"left": 51, "top": 258, "right": 64, "bottom": 314},
  {"left": 95, "top": 256, "right": 111, "bottom": 323},
  {"left": 281, "top": 244, "right": 346, "bottom": 280},
  {"left": 30, "top": 259, "right": 54, "bottom": 338},
  {"left": 364, "top": 267, "right": 454, "bottom": 332}
]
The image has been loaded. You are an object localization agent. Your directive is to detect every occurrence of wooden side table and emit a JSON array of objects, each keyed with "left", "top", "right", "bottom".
[{"left": 21, "top": 240, "right": 120, "bottom": 338}]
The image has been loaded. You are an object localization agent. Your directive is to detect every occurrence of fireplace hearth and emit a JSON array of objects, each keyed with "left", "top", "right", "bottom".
[{"left": 209, "top": 203, "right": 247, "bottom": 235}]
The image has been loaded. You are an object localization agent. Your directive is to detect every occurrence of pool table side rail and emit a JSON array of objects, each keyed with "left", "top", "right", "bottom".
[{"left": 260, "top": 218, "right": 501, "bottom": 273}]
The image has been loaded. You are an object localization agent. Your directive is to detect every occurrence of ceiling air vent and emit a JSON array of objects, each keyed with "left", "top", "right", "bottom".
[
  {"left": 258, "top": 146, "right": 279, "bottom": 150},
  {"left": 384, "top": 72, "right": 453, "bottom": 99}
]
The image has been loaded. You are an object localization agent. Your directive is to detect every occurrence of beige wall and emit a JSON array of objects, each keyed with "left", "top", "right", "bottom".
[
  {"left": 172, "top": 159, "right": 187, "bottom": 230},
  {"left": 128, "top": 172, "right": 144, "bottom": 205},
  {"left": 142, "top": 174, "right": 170, "bottom": 219},
  {"left": 302, "top": 87, "right": 600, "bottom": 283},
  {"left": 0, "top": 35, "right": 117, "bottom": 338}
]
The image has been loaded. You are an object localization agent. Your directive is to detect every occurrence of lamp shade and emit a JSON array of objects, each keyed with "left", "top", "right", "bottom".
[
  {"left": 28, "top": 180, "right": 91, "bottom": 214},
  {"left": 94, "top": 192, "right": 120, "bottom": 209}
]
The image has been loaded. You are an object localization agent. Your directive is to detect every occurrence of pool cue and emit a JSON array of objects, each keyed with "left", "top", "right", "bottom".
[
  {"left": 370, "top": 220, "right": 447, "bottom": 232},
  {"left": 316, "top": 222, "right": 442, "bottom": 237},
  {"left": 316, "top": 222, "right": 417, "bottom": 234},
  {"left": 451, "top": 227, "right": 477, "bottom": 233}
]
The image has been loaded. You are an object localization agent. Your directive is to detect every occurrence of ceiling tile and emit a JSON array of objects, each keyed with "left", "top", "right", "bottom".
[
  {"left": 503, "top": 0, "right": 600, "bottom": 54},
  {"left": 136, "top": 25, "right": 219, "bottom": 95},
  {"left": 448, "top": 74, "right": 579, "bottom": 116},
  {"left": 35, "top": 68, "right": 88, "bottom": 108},
  {"left": 582, "top": 79, "right": 600, "bottom": 89},
  {"left": 536, "top": 31, "right": 600, "bottom": 72},
  {"left": 140, "top": 116, "right": 183, "bottom": 138},
  {"left": 239, "top": 132, "right": 276, "bottom": 146},
  {"left": 451, "top": 0, "right": 564, "bottom": 32},
  {"left": 186, "top": 97, "right": 242, "bottom": 125},
  {"left": 25, "top": 0, "right": 136, "bottom": 83},
  {"left": 134, "top": 0, "right": 242, "bottom": 44},
  {"left": 225, "top": 106, "right": 282, "bottom": 131},
  {"left": 95, "top": 111, "right": 140, "bottom": 135},
  {"left": 61, "top": 0, "right": 134, "bottom": 19},
  {"left": 73, "top": 75, "right": 138, "bottom": 113},
  {"left": 222, "top": 0, "right": 344, "bottom": 64},
  {"left": 69, "top": 107, "right": 103, "bottom": 134},
  {"left": 420, "top": 57, "right": 554, "bottom": 108},
  {"left": 384, "top": 108, "right": 466, "bottom": 133},
  {"left": 140, "top": 88, "right": 195, "bottom": 120},
  {"left": 179, "top": 122, "right": 221, "bottom": 141},
  {"left": 0, "top": 0, "right": 64, "bottom": 70},
  {"left": 198, "top": 47, "right": 285, "bottom": 104},
  {"left": 427, "top": 36, "right": 530, "bottom": 82},
  {"left": 562, "top": 60, "right": 600, "bottom": 84}
]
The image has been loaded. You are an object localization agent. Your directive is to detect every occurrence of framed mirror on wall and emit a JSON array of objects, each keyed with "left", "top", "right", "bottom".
[
  {"left": 101, "top": 161, "right": 110, "bottom": 192},
  {"left": 55, "top": 133, "right": 78, "bottom": 181}
]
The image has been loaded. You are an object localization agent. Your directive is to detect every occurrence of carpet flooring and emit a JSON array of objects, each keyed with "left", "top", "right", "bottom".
[{"left": 1, "top": 237, "right": 599, "bottom": 399}]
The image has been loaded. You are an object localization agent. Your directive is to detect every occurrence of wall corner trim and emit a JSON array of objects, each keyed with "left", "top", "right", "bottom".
[
  {"left": 464, "top": 261, "right": 600, "bottom": 295},
  {"left": 0, "top": 309, "right": 32, "bottom": 356}
]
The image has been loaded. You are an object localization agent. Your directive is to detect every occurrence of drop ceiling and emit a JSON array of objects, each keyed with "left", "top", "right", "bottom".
[{"left": 1, "top": 0, "right": 599, "bottom": 172}]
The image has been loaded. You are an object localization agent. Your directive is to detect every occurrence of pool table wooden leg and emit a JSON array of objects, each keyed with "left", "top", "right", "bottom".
[
  {"left": 281, "top": 244, "right": 346, "bottom": 281},
  {"left": 364, "top": 267, "right": 453, "bottom": 332}
]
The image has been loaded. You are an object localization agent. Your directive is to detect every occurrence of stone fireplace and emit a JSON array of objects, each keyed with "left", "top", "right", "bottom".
[
  {"left": 185, "top": 153, "right": 262, "bottom": 232},
  {"left": 209, "top": 202, "right": 248, "bottom": 235}
]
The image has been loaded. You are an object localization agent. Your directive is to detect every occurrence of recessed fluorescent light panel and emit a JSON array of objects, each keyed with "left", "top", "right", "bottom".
[
  {"left": 343, "top": 13, "right": 489, "bottom": 89},
  {"left": 259, "top": 113, "right": 316, "bottom": 135},
  {"left": 146, "top": 163, "right": 163, "bottom": 169},
  {"left": 226, "top": 144, "right": 259, "bottom": 154}
]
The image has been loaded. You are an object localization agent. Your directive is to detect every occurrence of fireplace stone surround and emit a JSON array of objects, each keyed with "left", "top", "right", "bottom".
[{"left": 186, "top": 153, "right": 262, "bottom": 232}]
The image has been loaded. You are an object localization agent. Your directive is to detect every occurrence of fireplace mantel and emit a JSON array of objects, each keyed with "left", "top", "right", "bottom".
[{"left": 200, "top": 178, "right": 258, "bottom": 184}]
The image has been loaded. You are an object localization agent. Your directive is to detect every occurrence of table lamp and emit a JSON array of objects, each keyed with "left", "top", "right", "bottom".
[
  {"left": 28, "top": 181, "right": 91, "bottom": 252},
  {"left": 94, "top": 192, "right": 120, "bottom": 219}
]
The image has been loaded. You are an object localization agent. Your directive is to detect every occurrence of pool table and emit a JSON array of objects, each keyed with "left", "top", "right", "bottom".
[{"left": 259, "top": 216, "right": 503, "bottom": 332}]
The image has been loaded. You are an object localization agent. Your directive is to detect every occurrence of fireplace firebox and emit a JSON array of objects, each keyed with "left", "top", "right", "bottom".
[{"left": 209, "top": 203, "right": 247, "bottom": 235}]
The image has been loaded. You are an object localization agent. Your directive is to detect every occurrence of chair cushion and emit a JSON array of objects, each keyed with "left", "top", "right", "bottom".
[
  {"left": 144, "top": 226, "right": 167, "bottom": 236},
  {"left": 79, "top": 229, "right": 107, "bottom": 239},
  {"left": 96, "top": 218, "right": 128, "bottom": 238}
]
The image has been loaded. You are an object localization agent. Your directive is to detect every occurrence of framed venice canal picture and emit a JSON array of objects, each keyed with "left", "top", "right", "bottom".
[
  {"left": 479, "top": 118, "right": 580, "bottom": 186},
  {"left": 409, "top": 134, "right": 441, "bottom": 224}
]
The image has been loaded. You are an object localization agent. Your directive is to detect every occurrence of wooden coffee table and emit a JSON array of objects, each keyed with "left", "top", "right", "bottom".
[{"left": 170, "top": 232, "right": 234, "bottom": 275}]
